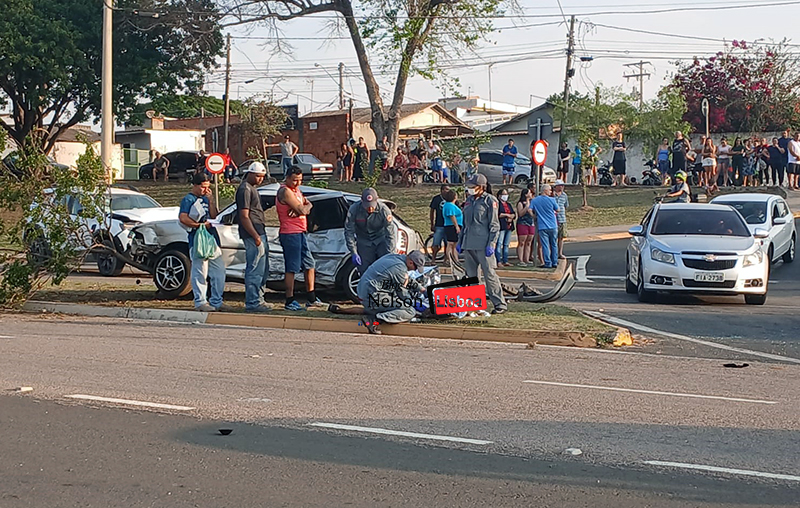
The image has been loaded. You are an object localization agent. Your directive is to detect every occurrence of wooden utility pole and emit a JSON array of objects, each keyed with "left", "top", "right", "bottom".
[
  {"left": 338, "top": 62, "right": 345, "bottom": 110},
  {"left": 561, "top": 15, "right": 576, "bottom": 141},
  {"left": 222, "top": 34, "right": 232, "bottom": 152},
  {"left": 624, "top": 61, "right": 652, "bottom": 110}
]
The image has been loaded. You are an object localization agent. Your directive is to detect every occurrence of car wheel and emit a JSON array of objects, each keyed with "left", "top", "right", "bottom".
[
  {"left": 25, "top": 229, "right": 51, "bottom": 267},
  {"left": 745, "top": 293, "right": 767, "bottom": 305},
  {"left": 96, "top": 238, "right": 125, "bottom": 277},
  {"left": 783, "top": 234, "right": 795, "bottom": 263},
  {"left": 139, "top": 167, "right": 153, "bottom": 180},
  {"left": 423, "top": 234, "right": 445, "bottom": 262},
  {"left": 153, "top": 249, "right": 191, "bottom": 299},
  {"left": 336, "top": 260, "right": 360, "bottom": 303},
  {"left": 625, "top": 255, "right": 637, "bottom": 294},
  {"left": 636, "top": 260, "right": 653, "bottom": 303},
  {"left": 514, "top": 174, "right": 530, "bottom": 185}
]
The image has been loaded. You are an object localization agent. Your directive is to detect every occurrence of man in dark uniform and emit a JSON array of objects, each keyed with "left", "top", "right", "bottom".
[
  {"left": 356, "top": 251, "right": 427, "bottom": 333},
  {"left": 344, "top": 187, "right": 398, "bottom": 275}
]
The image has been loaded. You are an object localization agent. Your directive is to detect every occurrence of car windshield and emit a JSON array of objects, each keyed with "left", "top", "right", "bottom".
[
  {"left": 717, "top": 201, "right": 768, "bottom": 224},
  {"left": 110, "top": 194, "right": 161, "bottom": 211},
  {"left": 651, "top": 209, "right": 751, "bottom": 237},
  {"left": 296, "top": 154, "right": 321, "bottom": 164}
]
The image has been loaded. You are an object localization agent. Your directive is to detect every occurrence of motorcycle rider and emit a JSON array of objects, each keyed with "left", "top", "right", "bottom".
[{"left": 665, "top": 171, "right": 691, "bottom": 203}]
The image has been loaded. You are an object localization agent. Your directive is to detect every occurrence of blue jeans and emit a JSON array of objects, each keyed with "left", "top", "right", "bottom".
[
  {"left": 189, "top": 244, "right": 225, "bottom": 309},
  {"left": 243, "top": 234, "right": 269, "bottom": 309},
  {"left": 282, "top": 157, "right": 292, "bottom": 177},
  {"left": 495, "top": 229, "right": 512, "bottom": 264},
  {"left": 539, "top": 228, "right": 558, "bottom": 268}
]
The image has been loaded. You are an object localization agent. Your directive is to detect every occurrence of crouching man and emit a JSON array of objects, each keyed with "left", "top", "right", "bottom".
[{"left": 356, "top": 250, "right": 427, "bottom": 334}]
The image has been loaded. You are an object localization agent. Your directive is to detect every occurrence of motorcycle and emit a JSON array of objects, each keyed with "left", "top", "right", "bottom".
[
  {"left": 640, "top": 159, "right": 663, "bottom": 186},
  {"left": 598, "top": 160, "right": 614, "bottom": 186}
]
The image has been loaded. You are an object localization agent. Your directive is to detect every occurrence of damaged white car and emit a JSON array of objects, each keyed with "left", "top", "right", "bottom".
[{"left": 129, "top": 184, "right": 423, "bottom": 300}]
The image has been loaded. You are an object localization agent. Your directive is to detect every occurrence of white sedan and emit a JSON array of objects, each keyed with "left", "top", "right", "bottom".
[
  {"left": 710, "top": 193, "right": 795, "bottom": 264},
  {"left": 626, "top": 203, "right": 771, "bottom": 305}
]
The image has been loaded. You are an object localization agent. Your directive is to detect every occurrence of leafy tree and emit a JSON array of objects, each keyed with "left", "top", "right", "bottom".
[
  {"left": 225, "top": 0, "right": 509, "bottom": 152},
  {"left": 128, "top": 95, "right": 247, "bottom": 126},
  {"left": 671, "top": 41, "right": 800, "bottom": 133},
  {"left": 240, "top": 98, "right": 289, "bottom": 159},
  {"left": 0, "top": 135, "right": 109, "bottom": 307},
  {"left": 0, "top": 0, "right": 223, "bottom": 153}
]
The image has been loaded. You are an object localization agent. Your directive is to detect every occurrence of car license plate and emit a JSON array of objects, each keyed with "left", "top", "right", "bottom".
[{"left": 694, "top": 272, "right": 724, "bottom": 282}]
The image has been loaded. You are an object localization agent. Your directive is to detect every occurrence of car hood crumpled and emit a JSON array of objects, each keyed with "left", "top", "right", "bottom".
[{"left": 650, "top": 235, "right": 756, "bottom": 254}]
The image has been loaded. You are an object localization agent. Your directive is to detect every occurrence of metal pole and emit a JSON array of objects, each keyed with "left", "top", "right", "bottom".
[
  {"left": 101, "top": 0, "right": 114, "bottom": 183},
  {"left": 338, "top": 62, "right": 345, "bottom": 110},
  {"left": 222, "top": 34, "right": 231, "bottom": 153},
  {"left": 214, "top": 173, "right": 219, "bottom": 206},
  {"left": 309, "top": 79, "right": 314, "bottom": 113},
  {"left": 488, "top": 63, "right": 494, "bottom": 120}
]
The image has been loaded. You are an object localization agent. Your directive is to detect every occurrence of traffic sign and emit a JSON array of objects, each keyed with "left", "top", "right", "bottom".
[
  {"left": 532, "top": 140, "right": 547, "bottom": 166},
  {"left": 205, "top": 153, "right": 225, "bottom": 175}
]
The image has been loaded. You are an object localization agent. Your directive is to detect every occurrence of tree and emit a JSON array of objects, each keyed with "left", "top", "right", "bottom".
[
  {"left": 671, "top": 41, "right": 800, "bottom": 133},
  {"left": 240, "top": 98, "right": 289, "bottom": 159},
  {"left": 0, "top": 0, "right": 223, "bottom": 153},
  {"left": 128, "top": 95, "right": 248, "bottom": 126},
  {"left": 226, "top": 0, "right": 508, "bottom": 152}
]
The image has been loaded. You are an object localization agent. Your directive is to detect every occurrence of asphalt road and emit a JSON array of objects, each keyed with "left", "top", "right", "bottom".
[
  {"left": 561, "top": 221, "right": 800, "bottom": 363},
  {"left": 1, "top": 316, "right": 799, "bottom": 506}
]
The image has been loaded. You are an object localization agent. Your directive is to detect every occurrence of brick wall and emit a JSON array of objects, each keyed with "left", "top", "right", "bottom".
[{"left": 303, "top": 114, "right": 350, "bottom": 164}]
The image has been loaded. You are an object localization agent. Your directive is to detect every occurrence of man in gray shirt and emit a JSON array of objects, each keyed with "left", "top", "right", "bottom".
[
  {"left": 236, "top": 161, "right": 270, "bottom": 312},
  {"left": 344, "top": 188, "right": 398, "bottom": 275},
  {"left": 279, "top": 135, "right": 298, "bottom": 177}
]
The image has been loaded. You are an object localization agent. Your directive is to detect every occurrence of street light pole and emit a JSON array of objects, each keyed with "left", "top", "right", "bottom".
[{"left": 101, "top": 0, "right": 114, "bottom": 182}]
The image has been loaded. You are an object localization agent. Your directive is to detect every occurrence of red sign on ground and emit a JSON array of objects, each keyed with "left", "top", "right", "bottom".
[{"left": 430, "top": 284, "right": 488, "bottom": 315}]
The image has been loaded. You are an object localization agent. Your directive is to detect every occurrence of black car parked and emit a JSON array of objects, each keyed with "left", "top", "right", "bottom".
[{"left": 138, "top": 151, "right": 201, "bottom": 181}]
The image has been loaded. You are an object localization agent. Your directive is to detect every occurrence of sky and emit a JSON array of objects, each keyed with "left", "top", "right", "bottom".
[{"left": 202, "top": 0, "right": 800, "bottom": 116}]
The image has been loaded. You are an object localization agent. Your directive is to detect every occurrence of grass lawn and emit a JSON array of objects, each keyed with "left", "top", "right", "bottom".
[{"left": 32, "top": 277, "right": 612, "bottom": 335}]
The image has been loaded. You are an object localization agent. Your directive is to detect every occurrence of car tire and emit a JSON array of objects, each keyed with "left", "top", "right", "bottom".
[
  {"left": 139, "top": 167, "right": 153, "bottom": 180},
  {"left": 25, "top": 228, "right": 51, "bottom": 267},
  {"left": 783, "top": 235, "right": 795, "bottom": 263},
  {"left": 153, "top": 248, "right": 192, "bottom": 299},
  {"left": 514, "top": 174, "right": 530, "bottom": 185},
  {"left": 96, "top": 238, "right": 125, "bottom": 277},
  {"left": 336, "top": 260, "right": 361, "bottom": 303},
  {"left": 625, "top": 256, "right": 637, "bottom": 294},
  {"left": 745, "top": 293, "right": 767, "bottom": 305},
  {"left": 423, "top": 234, "right": 446, "bottom": 262},
  {"left": 636, "top": 260, "right": 653, "bottom": 303}
]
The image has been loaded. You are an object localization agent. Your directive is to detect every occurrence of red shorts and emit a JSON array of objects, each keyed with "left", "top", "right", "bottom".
[{"left": 517, "top": 224, "right": 535, "bottom": 236}]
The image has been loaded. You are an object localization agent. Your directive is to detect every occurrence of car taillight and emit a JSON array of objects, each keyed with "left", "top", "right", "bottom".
[{"left": 397, "top": 230, "right": 409, "bottom": 254}]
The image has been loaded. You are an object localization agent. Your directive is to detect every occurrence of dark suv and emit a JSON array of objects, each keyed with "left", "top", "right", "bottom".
[{"left": 138, "top": 151, "right": 200, "bottom": 181}]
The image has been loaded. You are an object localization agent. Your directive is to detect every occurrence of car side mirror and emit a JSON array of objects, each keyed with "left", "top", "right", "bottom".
[
  {"left": 754, "top": 228, "right": 770, "bottom": 239},
  {"left": 773, "top": 216, "right": 787, "bottom": 225},
  {"left": 628, "top": 225, "right": 644, "bottom": 236}
]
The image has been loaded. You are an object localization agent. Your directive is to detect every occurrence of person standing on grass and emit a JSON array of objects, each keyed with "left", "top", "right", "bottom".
[
  {"left": 502, "top": 139, "right": 518, "bottom": 185},
  {"left": 279, "top": 135, "right": 298, "bottom": 178},
  {"left": 788, "top": 132, "right": 800, "bottom": 191},
  {"left": 557, "top": 142, "right": 570, "bottom": 183},
  {"left": 276, "top": 166, "right": 325, "bottom": 311},
  {"left": 353, "top": 137, "right": 369, "bottom": 181},
  {"left": 611, "top": 132, "right": 627, "bottom": 187},
  {"left": 515, "top": 188, "right": 535, "bottom": 267},
  {"left": 429, "top": 185, "right": 449, "bottom": 262},
  {"left": 457, "top": 174, "right": 507, "bottom": 315},
  {"left": 768, "top": 137, "right": 786, "bottom": 188},
  {"left": 441, "top": 188, "right": 463, "bottom": 268},
  {"left": 553, "top": 180, "right": 569, "bottom": 260},
  {"left": 702, "top": 137, "right": 718, "bottom": 193},
  {"left": 731, "top": 137, "right": 745, "bottom": 186},
  {"left": 529, "top": 184, "right": 559, "bottom": 269},
  {"left": 495, "top": 188, "right": 515, "bottom": 267},
  {"left": 571, "top": 143, "right": 582, "bottom": 185},
  {"left": 671, "top": 131, "right": 691, "bottom": 178},
  {"left": 427, "top": 139, "right": 444, "bottom": 183},
  {"left": 179, "top": 172, "right": 225, "bottom": 312},
  {"left": 717, "top": 137, "right": 731, "bottom": 187},
  {"left": 657, "top": 138, "right": 671, "bottom": 178},
  {"left": 588, "top": 138, "right": 602, "bottom": 185},
  {"left": 779, "top": 129, "right": 791, "bottom": 184},
  {"left": 236, "top": 162, "right": 271, "bottom": 313}
]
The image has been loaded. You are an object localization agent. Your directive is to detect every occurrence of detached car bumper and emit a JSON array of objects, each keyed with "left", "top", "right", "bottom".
[{"left": 642, "top": 258, "right": 768, "bottom": 295}]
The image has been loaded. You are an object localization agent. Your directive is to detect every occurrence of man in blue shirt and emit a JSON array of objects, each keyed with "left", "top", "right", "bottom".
[
  {"left": 178, "top": 172, "right": 225, "bottom": 312},
  {"left": 502, "top": 139, "right": 518, "bottom": 185},
  {"left": 529, "top": 184, "right": 560, "bottom": 269},
  {"left": 571, "top": 144, "right": 582, "bottom": 184}
]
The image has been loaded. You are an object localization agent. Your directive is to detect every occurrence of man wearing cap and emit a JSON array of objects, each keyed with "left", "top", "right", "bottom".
[
  {"left": 236, "top": 161, "right": 271, "bottom": 313},
  {"left": 553, "top": 179, "right": 569, "bottom": 259},
  {"left": 344, "top": 187, "right": 398, "bottom": 275},
  {"left": 356, "top": 250, "right": 427, "bottom": 333},
  {"left": 457, "top": 174, "right": 507, "bottom": 314},
  {"left": 665, "top": 171, "right": 691, "bottom": 203}
]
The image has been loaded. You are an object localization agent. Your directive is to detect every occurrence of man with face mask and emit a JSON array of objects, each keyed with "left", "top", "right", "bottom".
[
  {"left": 344, "top": 187, "right": 398, "bottom": 275},
  {"left": 457, "top": 174, "right": 507, "bottom": 314}
]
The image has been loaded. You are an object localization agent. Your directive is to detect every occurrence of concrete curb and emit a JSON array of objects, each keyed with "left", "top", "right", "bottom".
[{"left": 23, "top": 300, "right": 597, "bottom": 348}]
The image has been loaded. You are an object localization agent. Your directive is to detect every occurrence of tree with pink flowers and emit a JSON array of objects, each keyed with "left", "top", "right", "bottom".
[{"left": 671, "top": 40, "right": 800, "bottom": 133}]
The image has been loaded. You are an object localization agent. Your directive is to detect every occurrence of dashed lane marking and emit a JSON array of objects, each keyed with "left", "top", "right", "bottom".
[
  {"left": 64, "top": 394, "right": 195, "bottom": 411},
  {"left": 308, "top": 423, "right": 493, "bottom": 445},
  {"left": 643, "top": 460, "right": 800, "bottom": 482}
]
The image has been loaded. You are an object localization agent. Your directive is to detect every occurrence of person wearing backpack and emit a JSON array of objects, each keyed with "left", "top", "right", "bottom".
[{"left": 178, "top": 172, "right": 226, "bottom": 312}]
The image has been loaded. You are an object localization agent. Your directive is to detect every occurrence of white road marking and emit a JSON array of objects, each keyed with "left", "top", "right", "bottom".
[
  {"left": 308, "top": 422, "right": 493, "bottom": 445},
  {"left": 522, "top": 380, "right": 777, "bottom": 405},
  {"left": 575, "top": 255, "right": 592, "bottom": 282},
  {"left": 643, "top": 460, "right": 800, "bottom": 482},
  {"left": 0, "top": 335, "right": 14, "bottom": 339},
  {"left": 64, "top": 394, "right": 195, "bottom": 411},
  {"left": 586, "top": 311, "right": 800, "bottom": 365},
  {"left": 584, "top": 275, "right": 625, "bottom": 280}
]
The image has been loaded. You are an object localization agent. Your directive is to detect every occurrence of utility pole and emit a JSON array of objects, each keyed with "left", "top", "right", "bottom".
[
  {"left": 338, "top": 62, "right": 345, "bottom": 110},
  {"left": 624, "top": 60, "right": 652, "bottom": 110},
  {"left": 561, "top": 15, "right": 576, "bottom": 142},
  {"left": 308, "top": 79, "right": 315, "bottom": 114},
  {"left": 101, "top": 0, "right": 114, "bottom": 182},
  {"left": 348, "top": 98, "right": 354, "bottom": 139},
  {"left": 487, "top": 63, "right": 495, "bottom": 121},
  {"left": 222, "top": 34, "right": 232, "bottom": 154}
]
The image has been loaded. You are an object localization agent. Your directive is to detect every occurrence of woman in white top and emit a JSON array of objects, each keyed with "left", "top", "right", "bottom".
[
  {"left": 717, "top": 137, "right": 731, "bottom": 187},
  {"left": 702, "top": 138, "right": 718, "bottom": 194}
]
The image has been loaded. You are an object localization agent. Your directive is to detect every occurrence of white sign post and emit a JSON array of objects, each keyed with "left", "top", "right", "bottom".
[{"left": 205, "top": 153, "right": 226, "bottom": 205}]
